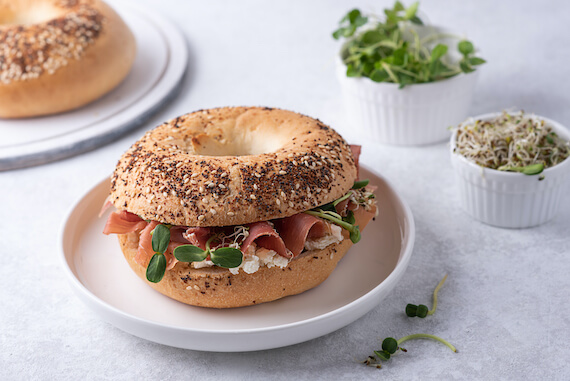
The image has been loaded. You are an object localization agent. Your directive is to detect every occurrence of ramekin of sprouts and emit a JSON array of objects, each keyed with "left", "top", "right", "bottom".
[
  {"left": 333, "top": 3, "right": 484, "bottom": 146},
  {"left": 450, "top": 111, "right": 570, "bottom": 228}
]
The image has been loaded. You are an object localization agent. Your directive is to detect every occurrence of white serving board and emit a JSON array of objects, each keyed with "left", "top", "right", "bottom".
[{"left": 0, "top": 1, "right": 188, "bottom": 171}]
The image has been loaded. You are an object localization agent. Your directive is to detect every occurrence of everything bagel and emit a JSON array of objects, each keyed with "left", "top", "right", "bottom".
[
  {"left": 104, "top": 107, "right": 377, "bottom": 308},
  {"left": 0, "top": 0, "right": 136, "bottom": 118},
  {"left": 109, "top": 107, "right": 358, "bottom": 227}
]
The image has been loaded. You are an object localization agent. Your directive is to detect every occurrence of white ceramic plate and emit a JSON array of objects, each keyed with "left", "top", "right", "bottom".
[
  {"left": 0, "top": 1, "right": 188, "bottom": 171},
  {"left": 60, "top": 166, "right": 415, "bottom": 352}
]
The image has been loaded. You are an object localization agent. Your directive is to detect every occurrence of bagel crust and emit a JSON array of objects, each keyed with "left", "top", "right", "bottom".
[
  {"left": 110, "top": 107, "right": 358, "bottom": 227},
  {"left": 0, "top": 0, "right": 136, "bottom": 118}
]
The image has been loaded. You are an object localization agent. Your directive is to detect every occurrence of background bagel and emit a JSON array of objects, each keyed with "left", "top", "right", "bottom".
[
  {"left": 110, "top": 106, "right": 358, "bottom": 227},
  {"left": 0, "top": 0, "right": 136, "bottom": 118}
]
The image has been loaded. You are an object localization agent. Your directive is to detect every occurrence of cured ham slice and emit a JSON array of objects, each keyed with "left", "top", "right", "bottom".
[
  {"left": 273, "top": 213, "right": 328, "bottom": 257},
  {"left": 350, "top": 144, "right": 361, "bottom": 174},
  {"left": 134, "top": 221, "right": 159, "bottom": 267},
  {"left": 352, "top": 204, "right": 376, "bottom": 233},
  {"left": 241, "top": 221, "right": 289, "bottom": 258},
  {"left": 98, "top": 197, "right": 113, "bottom": 217},
  {"left": 103, "top": 210, "right": 147, "bottom": 235},
  {"left": 183, "top": 227, "right": 211, "bottom": 249}
]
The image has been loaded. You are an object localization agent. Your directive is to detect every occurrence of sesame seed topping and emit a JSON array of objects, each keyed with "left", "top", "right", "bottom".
[{"left": 0, "top": 2, "right": 104, "bottom": 84}]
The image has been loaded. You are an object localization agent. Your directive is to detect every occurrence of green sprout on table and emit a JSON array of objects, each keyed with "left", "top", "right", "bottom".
[
  {"left": 364, "top": 334, "right": 457, "bottom": 368},
  {"left": 405, "top": 274, "right": 447, "bottom": 318}
]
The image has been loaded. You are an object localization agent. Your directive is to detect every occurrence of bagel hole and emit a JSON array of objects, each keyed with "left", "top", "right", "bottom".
[{"left": 161, "top": 129, "right": 289, "bottom": 157}]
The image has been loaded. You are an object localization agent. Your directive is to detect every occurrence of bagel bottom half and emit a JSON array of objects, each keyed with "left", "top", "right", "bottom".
[{"left": 117, "top": 206, "right": 376, "bottom": 309}]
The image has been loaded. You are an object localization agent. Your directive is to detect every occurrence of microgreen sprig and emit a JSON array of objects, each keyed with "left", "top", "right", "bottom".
[
  {"left": 352, "top": 179, "right": 370, "bottom": 189},
  {"left": 304, "top": 179, "right": 371, "bottom": 244},
  {"left": 364, "top": 334, "right": 456, "bottom": 368},
  {"left": 406, "top": 274, "right": 447, "bottom": 318},
  {"left": 305, "top": 209, "right": 361, "bottom": 243},
  {"left": 146, "top": 224, "right": 171, "bottom": 283},
  {"left": 333, "top": 2, "right": 485, "bottom": 88},
  {"left": 174, "top": 234, "right": 243, "bottom": 269}
]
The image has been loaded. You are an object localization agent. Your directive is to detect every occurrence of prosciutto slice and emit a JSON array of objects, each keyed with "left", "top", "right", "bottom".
[
  {"left": 273, "top": 213, "right": 328, "bottom": 257},
  {"left": 350, "top": 144, "right": 361, "bottom": 174},
  {"left": 241, "top": 221, "right": 289, "bottom": 258},
  {"left": 183, "top": 227, "right": 211, "bottom": 249},
  {"left": 102, "top": 210, "right": 147, "bottom": 235},
  {"left": 134, "top": 221, "right": 159, "bottom": 267}
]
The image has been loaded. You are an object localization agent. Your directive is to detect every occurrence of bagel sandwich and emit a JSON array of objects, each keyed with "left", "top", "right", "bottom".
[{"left": 102, "top": 106, "right": 377, "bottom": 308}]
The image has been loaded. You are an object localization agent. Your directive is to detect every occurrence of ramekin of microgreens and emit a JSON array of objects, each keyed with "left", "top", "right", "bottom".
[
  {"left": 450, "top": 111, "right": 570, "bottom": 228},
  {"left": 333, "top": 2, "right": 485, "bottom": 146}
]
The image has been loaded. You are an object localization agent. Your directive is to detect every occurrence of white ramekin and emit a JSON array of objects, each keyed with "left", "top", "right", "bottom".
[
  {"left": 336, "top": 57, "right": 479, "bottom": 146},
  {"left": 450, "top": 113, "right": 570, "bottom": 228}
]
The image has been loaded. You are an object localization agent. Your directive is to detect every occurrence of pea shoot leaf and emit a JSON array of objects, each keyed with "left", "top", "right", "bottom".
[
  {"left": 382, "top": 338, "right": 399, "bottom": 354},
  {"left": 174, "top": 245, "right": 208, "bottom": 262},
  {"left": 210, "top": 247, "right": 243, "bottom": 268},
  {"left": 459, "top": 61, "right": 475, "bottom": 73},
  {"left": 151, "top": 224, "right": 170, "bottom": 254},
  {"left": 352, "top": 179, "right": 370, "bottom": 189},
  {"left": 146, "top": 253, "right": 167, "bottom": 283},
  {"left": 468, "top": 57, "right": 486, "bottom": 66},
  {"left": 344, "top": 210, "right": 356, "bottom": 225},
  {"left": 520, "top": 164, "right": 545, "bottom": 175},
  {"left": 430, "top": 44, "right": 448, "bottom": 62},
  {"left": 458, "top": 40, "right": 474, "bottom": 55},
  {"left": 394, "top": 1, "right": 405, "bottom": 12},
  {"left": 370, "top": 69, "right": 389, "bottom": 82},
  {"left": 404, "top": 2, "right": 419, "bottom": 20},
  {"left": 346, "top": 64, "right": 361, "bottom": 77},
  {"left": 499, "top": 163, "right": 545, "bottom": 175},
  {"left": 350, "top": 226, "right": 361, "bottom": 243}
]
